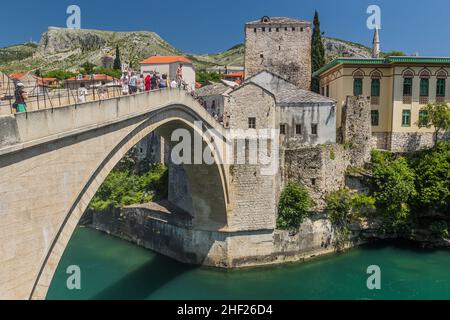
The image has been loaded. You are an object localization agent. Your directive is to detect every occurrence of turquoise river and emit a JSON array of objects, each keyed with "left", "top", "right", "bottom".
[{"left": 47, "top": 226, "right": 450, "bottom": 300}]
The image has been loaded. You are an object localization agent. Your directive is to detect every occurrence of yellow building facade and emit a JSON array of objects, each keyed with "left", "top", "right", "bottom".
[{"left": 314, "top": 57, "right": 450, "bottom": 152}]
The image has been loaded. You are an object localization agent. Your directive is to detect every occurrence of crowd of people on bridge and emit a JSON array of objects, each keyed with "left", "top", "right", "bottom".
[
  {"left": 9, "top": 64, "right": 188, "bottom": 114},
  {"left": 119, "top": 64, "right": 185, "bottom": 96}
]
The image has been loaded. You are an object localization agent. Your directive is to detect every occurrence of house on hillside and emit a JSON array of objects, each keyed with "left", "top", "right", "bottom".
[
  {"left": 140, "top": 56, "right": 196, "bottom": 91},
  {"left": 9, "top": 72, "right": 57, "bottom": 94},
  {"left": 0, "top": 71, "right": 14, "bottom": 99},
  {"left": 64, "top": 74, "right": 119, "bottom": 90}
]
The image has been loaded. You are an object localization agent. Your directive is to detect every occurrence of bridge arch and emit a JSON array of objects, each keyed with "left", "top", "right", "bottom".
[
  {"left": 0, "top": 91, "right": 232, "bottom": 299},
  {"left": 29, "top": 104, "right": 230, "bottom": 299}
]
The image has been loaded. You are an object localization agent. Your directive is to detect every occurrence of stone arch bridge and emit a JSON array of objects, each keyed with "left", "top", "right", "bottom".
[{"left": 0, "top": 89, "right": 278, "bottom": 300}]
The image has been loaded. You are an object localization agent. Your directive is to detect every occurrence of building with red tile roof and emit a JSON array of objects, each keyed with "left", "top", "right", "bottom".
[{"left": 140, "top": 55, "right": 196, "bottom": 90}]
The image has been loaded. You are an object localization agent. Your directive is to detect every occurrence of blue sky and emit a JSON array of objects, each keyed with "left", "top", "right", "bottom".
[{"left": 1, "top": 0, "right": 449, "bottom": 56}]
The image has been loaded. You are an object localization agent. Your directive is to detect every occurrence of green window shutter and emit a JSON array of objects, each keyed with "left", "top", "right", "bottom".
[
  {"left": 436, "top": 79, "right": 446, "bottom": 97},
  {"left": 354, "top": 79, "right": 363, "bottom": 96},
  {"left": 371, "top": 79, "right": 380, "bottom": 97},
  {"left": 371, "top": 110, "right": 379, "bottom": 126},
  {"left": 420, "top": 78, "right": 429, "bottom": 96},
  {"left": 403, "top": 78, "right": 412, "bottom": 96},
  {"left": 419, "top": 110, "right": 428, "bottom": 127},
  {"left": 402, "top": 110, "right": 411, "bottom": 127}
]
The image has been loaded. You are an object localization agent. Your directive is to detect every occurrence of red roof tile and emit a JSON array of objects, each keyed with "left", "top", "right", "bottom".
[{"left": 140, "top": 56, "right": 192, "bottom": 64}]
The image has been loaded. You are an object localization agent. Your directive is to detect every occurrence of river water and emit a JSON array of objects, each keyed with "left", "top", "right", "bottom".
[{"left": 46, "top": 226, "right": 450, "bottom": 300}]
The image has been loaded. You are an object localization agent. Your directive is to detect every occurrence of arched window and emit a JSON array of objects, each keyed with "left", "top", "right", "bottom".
[
  {"left": 353, "top": 71, "right": 364, "bottom": 96},
  {"left": 436, "top": 70, "right": 447, "bottom": 101},
  {"left": 371, "top": 71, "right": 381, "bottom": 100},
  {"left": 261, "top": 16, "right": 270, "bottom": 23},
  {"left": 402, "top": 70, "right": 414, "bottom": 104},
  {"left": 419, "top": 70, "right": 430, "bottom": 104}
]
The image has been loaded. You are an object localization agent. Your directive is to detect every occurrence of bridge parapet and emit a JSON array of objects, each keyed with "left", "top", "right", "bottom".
[{"left": 0, "top": 88, "right": 225, "bottom": 154}]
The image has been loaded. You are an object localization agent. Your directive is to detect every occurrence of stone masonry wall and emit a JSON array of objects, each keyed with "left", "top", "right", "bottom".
[
  {"left": 244, "top": 22, "right": 311, "bottom": 90},
  {"left": 284, "top": 145, "right": 350, "bottom": 210},
  {"left": 90, "top": 204, "right": 339, "bottom": 268},
  {"left": 341, "top": 96, "right": 372, "bottom": 166}
]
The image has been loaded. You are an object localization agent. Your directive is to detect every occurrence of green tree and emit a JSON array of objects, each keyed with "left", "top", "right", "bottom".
[
  {"left": 371, "top": 151, "right": 416, "bottom": 225},
  {"left": 311, "top": 10, "right": 325, "bottom": 93},
  {"left": 80, "top": 62, "right": 96, "bottom": 75},
  {"left": 277, "top": 182, "right": 312, "bottom": 230},
  {"left": 412, "top": 140, "right": 450, "bottom": 212},
  {"left": 326, "top": 188, "right": 375, "bottom": 226},
  {"left": 113, "top": 45, "right": 122, "bottom": 70},
  {"left": 89, "top": 164, "right": 168, "bottom": 211},
  {"left": 382, "top": 51, "right": 406, "bottom": 57},
  {"left": 419, "top": 102, "right": 450, "bottom": 148},
  {"left": 42, "top": 70, "right": 77, "bottom": 80},
  {"left": 196, "top": 71, "right": 223, "bottom": 85}
]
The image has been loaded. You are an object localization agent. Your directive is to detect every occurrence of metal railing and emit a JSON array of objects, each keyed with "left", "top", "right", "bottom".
[{"left": 0, "top": 78, "right": 225, "bottom": 126}]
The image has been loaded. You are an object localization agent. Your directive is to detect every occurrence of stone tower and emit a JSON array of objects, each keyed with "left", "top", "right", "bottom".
[
  {"left": 372, "top": 28, "right": 380, "bottom": 58},
  {"left": 244, "top": 16, "right": 312, "bottom": 90}
]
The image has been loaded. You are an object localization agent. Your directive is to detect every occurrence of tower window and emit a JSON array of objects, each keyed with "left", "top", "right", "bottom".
[
  {"left": 276, "top": 28, "right": 279, "bottom": 32},
  {"left": 300, "top": 27, "right": 304, "bottom": 32},
  {"left": 280, "top": 124, "right": 286, "bottom": 135},
  {"left": 269, "top": 28, "right": 271, "bottom": 32},
  {"left": 262, "top": 27, "right": 265, "bottom": 32},
  {"left": 311, "top": 124, "right": 318, "bottom": 135},
  {"left": 248, "top": 117, "right": 256, "bottom": 129},
  {"left": 292, "top": 27, "right": 295, "bottom": 31},
  {"left": 295, "top": 124, "right": 302, "bottom": 135},
  {"left": 254, "top": 28, "right": 257, "bottom": 33},
  {"left": 285, "top": 27, "right": 288, "bottom": 31}
]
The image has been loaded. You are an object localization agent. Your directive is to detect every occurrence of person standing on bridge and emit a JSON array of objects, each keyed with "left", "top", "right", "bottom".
[
  {"left": 121, "top": 73, "right": 129, "bottom": 95},
  {"left": 138, "top": 74, "right": 145, "bottom": 92},
  {"left": 176, "top": 64, "right": 183, "bottom": 87},
  {"left": 13, "top": 82, "right": 28, "bottom": 113},
  {"left": 129, "top": 72, "right": 138, "bottom": 94},
  {"left": 77, "top": 83, "right": 88, "bottom": 103},
  {"left": 145, "top": 74, "right": 151, "bottom": 91}
]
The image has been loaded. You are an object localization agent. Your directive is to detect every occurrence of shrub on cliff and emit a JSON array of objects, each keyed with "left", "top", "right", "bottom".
[
  {"left": 325, "top": 188, "right": 375, "bottom": 225},
  {"left": 277, "top": 182, "right": 312, "bottom": 230},
  {"left": 370, "top": 151, "right": 416, "bottom": 226},
  {"left": 90, "top": 164, "right": 168, "bottom": 210},
  {"left": 412, "top": 141, "right": 450, "bottom": 213}
]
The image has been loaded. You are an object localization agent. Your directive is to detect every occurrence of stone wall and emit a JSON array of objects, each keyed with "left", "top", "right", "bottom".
[
  {"left": 90, "top": 203, "right": 341, "bottom": 268},
  {"left": 371, "top": 132, "right": 390, "bottom": 150},
  {"left": 244, "top": 21, "right": 311, "bottom": 90},
  {"left": 224, "top": 83, "right": 276, "bottom": 130},
  {"left": 284, "top": 145, "right": 350, "bottom": 209},
  {"left": 389, "top": 131, "right": 449, "bottom": 153},
  {"left": 340, "top": 96, "right": 372, "bottom": 166}
]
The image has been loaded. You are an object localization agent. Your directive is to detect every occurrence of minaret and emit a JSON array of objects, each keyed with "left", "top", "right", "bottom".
[{"left": 372, "top": 28, "right": 380, "bottom": 58}]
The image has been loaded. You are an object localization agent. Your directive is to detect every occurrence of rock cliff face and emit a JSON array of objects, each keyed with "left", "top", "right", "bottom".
[
  {"left": 0, "top": 27, "right": 373, "bottom": 73},
  {"left": 323, "top": 37, "right": 373, "bottom": 60}
]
